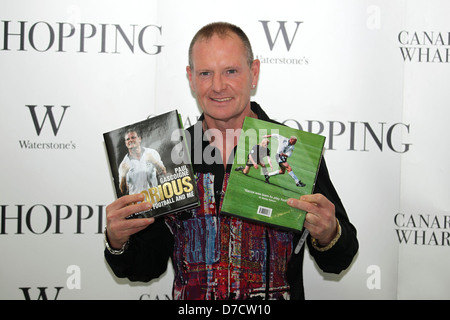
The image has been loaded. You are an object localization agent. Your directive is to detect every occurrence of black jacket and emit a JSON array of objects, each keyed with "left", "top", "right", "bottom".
[{"left": 105, "top": 101, "right": 359, "bottom": 300}]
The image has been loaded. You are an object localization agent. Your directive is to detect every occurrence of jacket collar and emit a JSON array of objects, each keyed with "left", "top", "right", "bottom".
[{"left": 187, "top": 101, "right": 271, "bottom": 170}]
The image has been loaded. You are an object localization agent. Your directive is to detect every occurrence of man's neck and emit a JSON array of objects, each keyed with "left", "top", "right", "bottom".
[
  {"left": 203, "top": 104, "right": 257, "bottom": 132},
  {"left": 202, "top": 106, "right": 257, "bottom": 167},
  {"left": 129, "top": 146, "right": 142, "bottom": 159}
]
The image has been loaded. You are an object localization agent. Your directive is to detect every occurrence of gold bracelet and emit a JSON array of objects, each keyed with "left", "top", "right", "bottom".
[{"left": 311, "top": 218, "right": 341, "bottom": 252}]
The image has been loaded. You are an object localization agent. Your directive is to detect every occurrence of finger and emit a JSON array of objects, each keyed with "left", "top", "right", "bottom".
[
  {"left": 118, "top": 216, "right": 155, "bottom": 229},
  {"left": 300, "top": 194, "right": 327, "bottom": 207},
  {"left": 119, "top": 201, "right": 153, "bottom": 220},
  {"left": 287, "top": 197, "right": 317, "bottom": 214},
  {"left": 288, "top": 196, "right": 334, "bottom": 231},
  {"left": 305, "top": 211, "right": 319, "bottom": 225},
  {"left": 299, "top": 194, "right": 335, "bottom": 218},
  {"left": 116, "top": 193, "right": 147, "bottom": 209},
  {"left": 106, "top": 194, "right": 139, "bottom": 213},
  {"left": 107, "top": 194, "right": 151, "bottom": 219},
  {"left": 304, "top": 212, "right": 329, "bottom": 240}
]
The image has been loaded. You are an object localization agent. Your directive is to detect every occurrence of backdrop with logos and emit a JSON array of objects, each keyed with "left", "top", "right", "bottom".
[{"left": 1, "top": 0, "right": 449, "bottom": 300}]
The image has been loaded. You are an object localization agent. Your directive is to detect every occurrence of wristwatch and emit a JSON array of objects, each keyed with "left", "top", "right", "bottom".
[{"left": 104, "top": 228, "right": 129, "bottom": 255}]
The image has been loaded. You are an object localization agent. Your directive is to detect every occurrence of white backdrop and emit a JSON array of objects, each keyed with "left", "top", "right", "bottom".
[{"left": 1, "top": 0, "right": 449, "bottom": 300}]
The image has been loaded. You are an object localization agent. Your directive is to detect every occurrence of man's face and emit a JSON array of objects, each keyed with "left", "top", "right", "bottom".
[
  {"left": 124, "top": 132, "right": 141, "bottom": 150},
  {"left": 187, "top": 33, "right": 259, "bottom": 124}
]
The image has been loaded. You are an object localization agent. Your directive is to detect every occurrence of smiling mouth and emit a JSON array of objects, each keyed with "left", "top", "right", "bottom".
[{"left": 211, "top": 97, "right": 232, "bottom": 102}]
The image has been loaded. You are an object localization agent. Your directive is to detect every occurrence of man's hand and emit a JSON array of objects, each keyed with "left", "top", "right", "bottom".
[
  {"left": 105, "top": 193, "right": 154, "bottom": 249},
  {"left": 288, "top": 194, "right": 337, "bottom": 246}
]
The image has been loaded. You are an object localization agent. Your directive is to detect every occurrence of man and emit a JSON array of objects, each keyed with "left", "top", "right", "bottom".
[
  {"left": 235, "top": 138, "right": 272, "bottom": 176},
  {"left": 104, "top": 22, "right": 358, "bottom": 300},
  {"left": 264, "top": 133, "right": 306, "bottom": 187},
  {"left": 118, "top": 128, "right": 166, "bottom": 195}
]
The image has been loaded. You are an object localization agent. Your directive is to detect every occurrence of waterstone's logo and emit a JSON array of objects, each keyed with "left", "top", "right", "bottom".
[
  {"left": 398, "top": 31, "right": 450, "bottom": 63},
  {"left": 19, "top": 105, "right": 76, "bottom": 150},
  {"left": 256, "top": 20, "right": 309, "bottom": 66}
]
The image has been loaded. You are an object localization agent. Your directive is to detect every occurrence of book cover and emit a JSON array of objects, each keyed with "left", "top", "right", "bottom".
[
  {"left": 221, "top": 117, "right": 325, "bottom": 232},
  {"left": 103, "top": 110, "right": 199, "bottom": 219}
]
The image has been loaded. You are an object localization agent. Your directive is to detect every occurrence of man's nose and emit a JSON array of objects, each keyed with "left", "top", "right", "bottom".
[{"left": 212, "top": 73, "right": 226, "bottom": 92}]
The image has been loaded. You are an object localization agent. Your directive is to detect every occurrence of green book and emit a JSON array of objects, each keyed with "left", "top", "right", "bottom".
[{"left": 221, "top": 117, "right": 325, "bottom": 232}]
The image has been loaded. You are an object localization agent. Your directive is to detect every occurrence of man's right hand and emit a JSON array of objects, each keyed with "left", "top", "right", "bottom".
[{"left": 105, "top": 193, "right": 154, "bottom": 250}]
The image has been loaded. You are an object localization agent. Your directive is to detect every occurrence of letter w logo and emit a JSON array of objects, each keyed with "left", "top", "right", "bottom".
[
  {"left": 259, "top": 21, "right": 303, "bottom": 51},
  {"left": 19, "top": 287, "right": 64, "bottom": 300},
  {"left": 26, "top": 105, "right": 70, "bottom": 136}
]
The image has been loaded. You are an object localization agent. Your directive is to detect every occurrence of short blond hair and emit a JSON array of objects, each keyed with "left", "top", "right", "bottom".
[{"left": 188, "top": 22, "right": 254, "bottom": 69}]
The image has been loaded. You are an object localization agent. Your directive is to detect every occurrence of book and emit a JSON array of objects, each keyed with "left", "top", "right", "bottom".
[
  {"left": 221, "top": 117, "right": 325, "bottom": 232},
  {"left": 103, "top": 110, "right": 199, "bottom": 219}
]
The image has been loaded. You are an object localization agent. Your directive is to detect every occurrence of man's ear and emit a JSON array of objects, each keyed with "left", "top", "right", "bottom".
[
  {"left": 186, "top": 66, "right": 195, "bottom": 92},
  {"left": 251, "top": 59, "right": 260, "bottom": 87}
]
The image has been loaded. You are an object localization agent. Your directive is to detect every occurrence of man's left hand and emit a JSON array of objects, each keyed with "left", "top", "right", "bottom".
[{"left": 288, "top": 194, "right": 337, "bottom": 246}]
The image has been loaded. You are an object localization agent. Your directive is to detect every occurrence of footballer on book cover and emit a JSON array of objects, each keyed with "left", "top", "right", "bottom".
[
  {"left": 221, "top": 117, "right": 325, "bottom": 232},
  {"left": 103, "top": 110, "right": 199, "bottom": 219}
]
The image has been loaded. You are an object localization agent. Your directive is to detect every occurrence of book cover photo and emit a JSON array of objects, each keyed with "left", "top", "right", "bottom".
[
  {"left": 221, "top": 117, "right": 325, "bottom": 232},
  {"left": 103, "top": 110, "right": 199, "bottom": 219}
]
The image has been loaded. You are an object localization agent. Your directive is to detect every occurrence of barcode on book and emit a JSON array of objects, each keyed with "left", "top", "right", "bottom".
[{"left": 257, "top": 206, "right": 272, "bottom": 217}]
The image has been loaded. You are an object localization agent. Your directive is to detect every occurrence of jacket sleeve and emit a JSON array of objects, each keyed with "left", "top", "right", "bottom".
[
  {"left": 308, "top": 157, "right": 359, "bottom": 274},
  {"left": 104, "top": 218, "right": 174, "bottom": 282}
]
